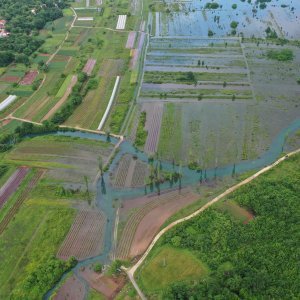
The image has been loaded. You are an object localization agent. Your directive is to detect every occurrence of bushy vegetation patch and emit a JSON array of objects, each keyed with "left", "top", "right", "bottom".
[
  {"left": 267, "top": 49, "right": 294, "bottom": 61},
  {"left": 134, "top": 111, "right": 148, "bottom": 147}
]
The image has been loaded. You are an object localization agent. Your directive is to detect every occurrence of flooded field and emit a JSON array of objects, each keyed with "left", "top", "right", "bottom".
[
  {"left": 135, "top": 0, "right": 300, "bottom": 168},
  {"left": 155, "top": 0, "right": 300, "bottom": 39}
]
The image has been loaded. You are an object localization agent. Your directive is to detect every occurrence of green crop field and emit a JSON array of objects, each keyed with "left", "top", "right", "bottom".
[
  {"left": 137, "top": 245, "right": 209, "bottom": 292},
  {"left": 56, "top": 74, "right": 73, "bottom": 98},
  {"left": 0, "top": 199, "right": 75, "bottom": 299}
]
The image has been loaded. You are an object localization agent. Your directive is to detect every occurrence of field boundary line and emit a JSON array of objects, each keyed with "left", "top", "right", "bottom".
[
  {"left": 111, "top": 207, "right": 120, "bottom": 260},
  {"left": 239, "top": 37, "right": 256, "bottom": 101},
  {"left": 123, "top": 148, "right": 300, "bottom": 300},
  {"left": 46, "top": 7, "right": 77, "bottom": 65}
]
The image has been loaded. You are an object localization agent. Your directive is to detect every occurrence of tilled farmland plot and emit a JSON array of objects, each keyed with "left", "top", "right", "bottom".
[
  {"left": 116, "top": 188, "right": 199, "bottom": 260},
  {"left": 57, "top": 209, "right": 106, "bottom": 260},
  {"left": 112, "top": 154, "right": 149, "bottom": 188},
  {"left": 5, "top": 135, "right": 113, "bottom": 187}
]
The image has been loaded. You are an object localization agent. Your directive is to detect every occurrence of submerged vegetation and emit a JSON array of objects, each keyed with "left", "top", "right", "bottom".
[
  {"left": 134, "top": 111, "right": 148, "bottom": 147},
  {"left": 267, "top": 49, "right": 294, "bottom": 61}
]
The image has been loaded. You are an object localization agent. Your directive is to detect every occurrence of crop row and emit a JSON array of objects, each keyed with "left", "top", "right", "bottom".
[
  {"left": 116, "top": 189, "right": 191, "bottom": 259},
  {"left": 130, "top": 160, "right": 148, "bottom": 188},
  {"left": 114, "top": 155, "right": 132, "bottom": 188},
  {"left": 57, "top": 210, "right": 106, "bottom": 260},
  {"left": 144, "top": 103, "right": 164, "bottom": 154}
]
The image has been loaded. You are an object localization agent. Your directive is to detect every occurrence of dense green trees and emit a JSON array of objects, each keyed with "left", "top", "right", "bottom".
[
  {"left": 267, "top": 49, "right": 294, "bottom": 61},
  {"left": 159, "top": 155, "right": 300, "bottom": 299},
  {"left": 11, "top": 256, "right": 77, "bottom": 300},
  {"left": 0, "top": 0, "right": 69, "bottom": 66}
]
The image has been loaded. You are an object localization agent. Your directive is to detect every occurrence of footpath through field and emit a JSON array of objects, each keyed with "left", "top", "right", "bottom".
[{"left": 123, "top": 147, "right": 300, "bottom": 300}]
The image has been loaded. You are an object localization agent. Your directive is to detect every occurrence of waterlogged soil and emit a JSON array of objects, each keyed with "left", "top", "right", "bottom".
[
  {"left": 54, "top": 275, "right": 85, "bottom": 300},
  {"left": 158, "top": 0, "right": 300, "bottom": 38}
]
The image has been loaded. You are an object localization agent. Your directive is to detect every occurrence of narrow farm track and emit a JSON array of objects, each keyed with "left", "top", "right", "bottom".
[
  {"left": 0, "top": 169, "right": 45, "bottom": 236},
  {"left": 1, "top": 117, "right": 124, "bottom": 141},
  {"left": 123, "top": 148, "right": 300, "bottom": 300},
  {"left": 46, "top": 8, "right": 77, "bottom": 65}
]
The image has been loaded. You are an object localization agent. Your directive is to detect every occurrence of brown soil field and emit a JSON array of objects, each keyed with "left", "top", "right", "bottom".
[
  {"left": 129, "top": 191, "right": 200, "bottom": 257},
  {"left": 83, "top": 59, "right": 97, "bottom": 75},
  {"left": 7, "top": 137, "right": 113, "bottom": 185},
  {"left": 54, "top": 275, "right": 85, "bottom": 300},
  {"left": 79, "top": 268, "right": 126, "bottom": 299},
  {"left": 23, "top": 95, "right": 50, "bottom": 120},
  {"left": 57, "top": 210, "right": 106, "bottom": 260},
  {"left": 117, "top": 188, "right": 199, "bottom": 259},
  {"left": 20, "top": 71, "right": 38, "bottom": 85}
]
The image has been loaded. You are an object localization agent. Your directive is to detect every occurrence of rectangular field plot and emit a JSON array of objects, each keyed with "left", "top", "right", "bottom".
[
  {"left": 112, "top": 154, "right": 149, "bottom": 188},
  {"left": 143, "top": 102, "right": 164, "bottom": 153},
  {"left": 65, "top": 57, "right": 125, "bottom": 129},
  {"left": 141, "top": 37, "right": 251, "bottom": 101},
  {"left": 57, "top": 210, "right": 106, "bottom": 260},
  {"left": 156, "top": 101, "right": 264, "bottom": 168},
  {"left": 4, "top": 135, "right": 113, "bottom": 186}
]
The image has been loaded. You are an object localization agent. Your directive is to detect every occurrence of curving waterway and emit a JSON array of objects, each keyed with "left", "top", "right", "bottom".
[{"left": 44, "top": 117, "right": 300, "bottom": 299}]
